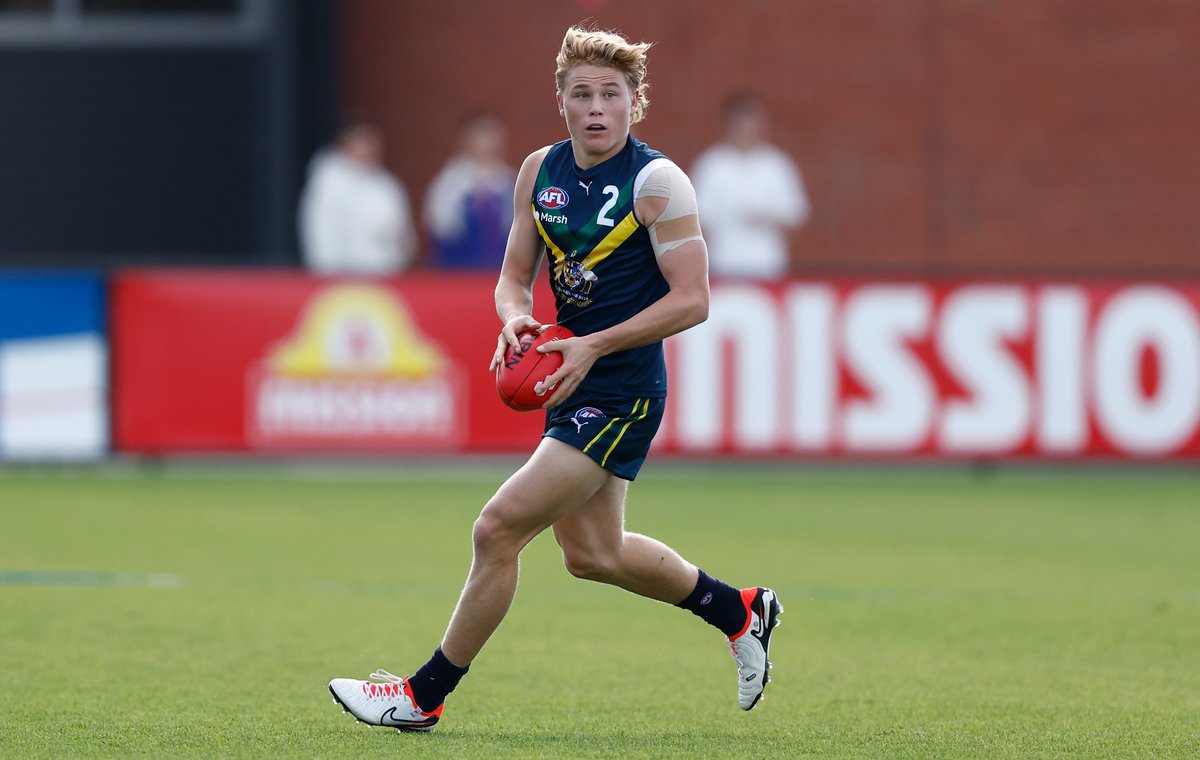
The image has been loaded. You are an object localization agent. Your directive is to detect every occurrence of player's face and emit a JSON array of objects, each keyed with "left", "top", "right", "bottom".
[{"left": 557, "top": 64, "right": 638, "bottom": 168}]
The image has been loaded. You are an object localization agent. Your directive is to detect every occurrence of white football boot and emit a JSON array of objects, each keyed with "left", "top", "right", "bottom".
[
  {"left": 727, "top": 587, "right": 783, "bottom": 710},
  {"left": 328, "top": 670, "right": 442, "bottom": 732}
]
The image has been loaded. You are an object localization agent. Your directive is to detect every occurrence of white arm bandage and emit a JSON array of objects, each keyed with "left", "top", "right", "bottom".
[{"left": 633, "top": 159, "right": 704, "bottom": 257}]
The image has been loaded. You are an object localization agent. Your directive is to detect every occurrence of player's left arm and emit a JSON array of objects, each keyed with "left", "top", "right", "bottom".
[{"left": 536, "top": 163, "right": 710, "bottom": 408}]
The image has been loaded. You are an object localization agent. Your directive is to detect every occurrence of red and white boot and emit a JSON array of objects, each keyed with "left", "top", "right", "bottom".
[
  {"left": 727, "top": 587, "right": 783, "bottom": 710},
  {"left": 328, "top": 670, "right": 443, "bottom": 732}
]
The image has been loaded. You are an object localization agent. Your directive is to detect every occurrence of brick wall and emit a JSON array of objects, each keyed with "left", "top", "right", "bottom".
[{"left": 343, "top": 0, "right": 1200, "bottom": 274}]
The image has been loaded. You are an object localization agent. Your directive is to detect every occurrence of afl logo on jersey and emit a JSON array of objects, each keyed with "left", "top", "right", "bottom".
[{"left": 536, "top": 186, "right": 570, "bottom": 210}]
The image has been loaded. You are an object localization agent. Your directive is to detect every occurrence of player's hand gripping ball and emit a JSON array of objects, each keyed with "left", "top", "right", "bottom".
[{"left": 496, "top": 325, "right": 574, "bottom": 411}]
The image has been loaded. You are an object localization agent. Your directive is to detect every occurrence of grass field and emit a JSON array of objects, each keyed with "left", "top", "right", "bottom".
[{"left": 1, "top": 463, "right": 1197, "bottom": 759}]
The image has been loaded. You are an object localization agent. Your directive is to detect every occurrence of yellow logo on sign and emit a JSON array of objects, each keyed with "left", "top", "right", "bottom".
[{"left": 266, "top": 285, "right": 442, "bottom": 379}]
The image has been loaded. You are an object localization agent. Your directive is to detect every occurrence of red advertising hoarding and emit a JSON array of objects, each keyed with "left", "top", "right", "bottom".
[
  {"left": 112, "top": 270, "right": 551, "bottom": 453},
  {"left": 113, "top": 271, "right": 1200, "bottom": 460}
]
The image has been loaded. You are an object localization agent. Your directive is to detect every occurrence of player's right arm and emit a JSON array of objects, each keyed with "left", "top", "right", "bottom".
[{"left": 490, "top": 146, "right": 553, "bottom": 372}]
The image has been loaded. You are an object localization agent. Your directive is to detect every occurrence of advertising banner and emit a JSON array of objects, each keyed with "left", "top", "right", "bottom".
[
  {"left": 112, "top": 270, "right": 551, "bottom": 453},
  {"left": 0, "top": 272, "right": 108, "bottom": 460},
  {"left": 112, "top": 271, "right": 1200, "bottom": 460},
  {"left": 658, "top": 281, "right": 1200, "bottom": 459}
]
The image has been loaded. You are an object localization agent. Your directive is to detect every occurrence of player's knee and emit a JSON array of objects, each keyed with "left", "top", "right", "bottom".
[
  {"left": 561, "top": 545, "right": 614, "bottom": 582},
  {"left": 471, "top": 510, "right": 519, "bottom": 559}
]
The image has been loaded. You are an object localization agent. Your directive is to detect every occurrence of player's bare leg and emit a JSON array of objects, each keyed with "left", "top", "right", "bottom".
[
  {"left": 553, "top": 475, "right": 783, "bottom": 710},
  {"left": 329, "top": 438, "right": 611, "bottom": 728},
  {"left": 439, "top": 437, "right": 611, "bottom": 665},
  {"left": 552, "top": 476, "right": 698, "bottom": 601}
]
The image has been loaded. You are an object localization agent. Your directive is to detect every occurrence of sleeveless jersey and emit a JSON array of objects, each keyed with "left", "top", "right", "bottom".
[{"left": 531, "top": 136, "right": 673, "bottom": 398}]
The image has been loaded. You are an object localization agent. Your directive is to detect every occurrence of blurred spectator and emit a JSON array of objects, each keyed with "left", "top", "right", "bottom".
[
  {"left": 298, "top": 121, "right": 416, "bottom": 276},
  {"left": 424, "top": 112, "right": 516, "bottom": 269},
  {"left": 691, "top": 92, "right": 810, "bottom": 279}
]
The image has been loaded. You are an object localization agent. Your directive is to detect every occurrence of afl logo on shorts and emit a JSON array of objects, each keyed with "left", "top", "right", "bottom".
[{"left": 536, "top": 186, "right": 570, "bottom": 210}]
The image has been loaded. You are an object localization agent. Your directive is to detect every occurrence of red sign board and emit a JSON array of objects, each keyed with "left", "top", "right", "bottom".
[
  {"left": 657, "top": 281, "right": 1200, "bottom": 459},
  {"left": 112, "top": 271, "right": 1200, "bottom": 459},
  {"left": 112, "top": 270, "right": 550, "bottom": 453}
]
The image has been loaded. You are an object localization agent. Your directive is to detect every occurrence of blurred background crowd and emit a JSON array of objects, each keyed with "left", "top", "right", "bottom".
[{"left": 3, "top": 0, "right": 1195, "bottom": 278}]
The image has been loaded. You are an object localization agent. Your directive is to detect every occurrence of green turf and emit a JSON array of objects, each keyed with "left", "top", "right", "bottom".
[{"left": 1, "top": 465, "right": 1198, "bottom": 758}]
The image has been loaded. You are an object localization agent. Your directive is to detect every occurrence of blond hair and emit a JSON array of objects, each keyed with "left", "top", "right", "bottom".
[{"left": 555, "top": 26, "right": 653, "bottom": 124}]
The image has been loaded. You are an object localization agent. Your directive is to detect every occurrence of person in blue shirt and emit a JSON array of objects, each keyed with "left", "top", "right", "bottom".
[
  {"left": 329, "top": 25, "right": 782, "bottom": 732},
  {"left": 424, "top": 112, "right": 516, "bottom": 269}
]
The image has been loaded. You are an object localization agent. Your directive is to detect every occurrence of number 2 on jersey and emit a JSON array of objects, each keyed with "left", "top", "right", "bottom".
[{"left": 596, "top": 185, "right": 619, "bottom": 227}]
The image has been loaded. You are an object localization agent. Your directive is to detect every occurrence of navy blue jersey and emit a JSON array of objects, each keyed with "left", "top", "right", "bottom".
[{"left": 531, "top": 136, "right": 673, "bottom": 398}]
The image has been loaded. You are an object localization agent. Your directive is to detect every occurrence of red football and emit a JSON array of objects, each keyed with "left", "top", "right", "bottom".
[{"left": 496, "top": 325, "right": 574, "bottom": 411}]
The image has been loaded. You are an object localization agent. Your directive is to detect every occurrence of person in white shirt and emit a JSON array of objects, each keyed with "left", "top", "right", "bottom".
[
  {"left": 298, "top": 122, "right": 416, "bottom": 276},
  {"left": 690, "top": 92, "right": 809, "bottom": 279}
]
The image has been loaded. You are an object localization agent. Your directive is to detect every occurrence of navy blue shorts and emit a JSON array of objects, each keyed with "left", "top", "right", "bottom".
[{"left": 543, "top": 395, "right": 666, "bottom": 481}]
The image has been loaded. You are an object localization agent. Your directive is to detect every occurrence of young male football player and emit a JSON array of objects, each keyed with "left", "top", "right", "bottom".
[{"left": 328, "top": 25, "right": 782, "bottom": 732}]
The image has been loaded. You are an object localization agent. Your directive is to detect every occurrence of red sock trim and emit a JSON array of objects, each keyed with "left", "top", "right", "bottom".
[
  {"left": 729, "top": 587, "right": 757, "bottom": 640},
  {"left": 403, "top": 678, "right": 445, "bottom": 717}
]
